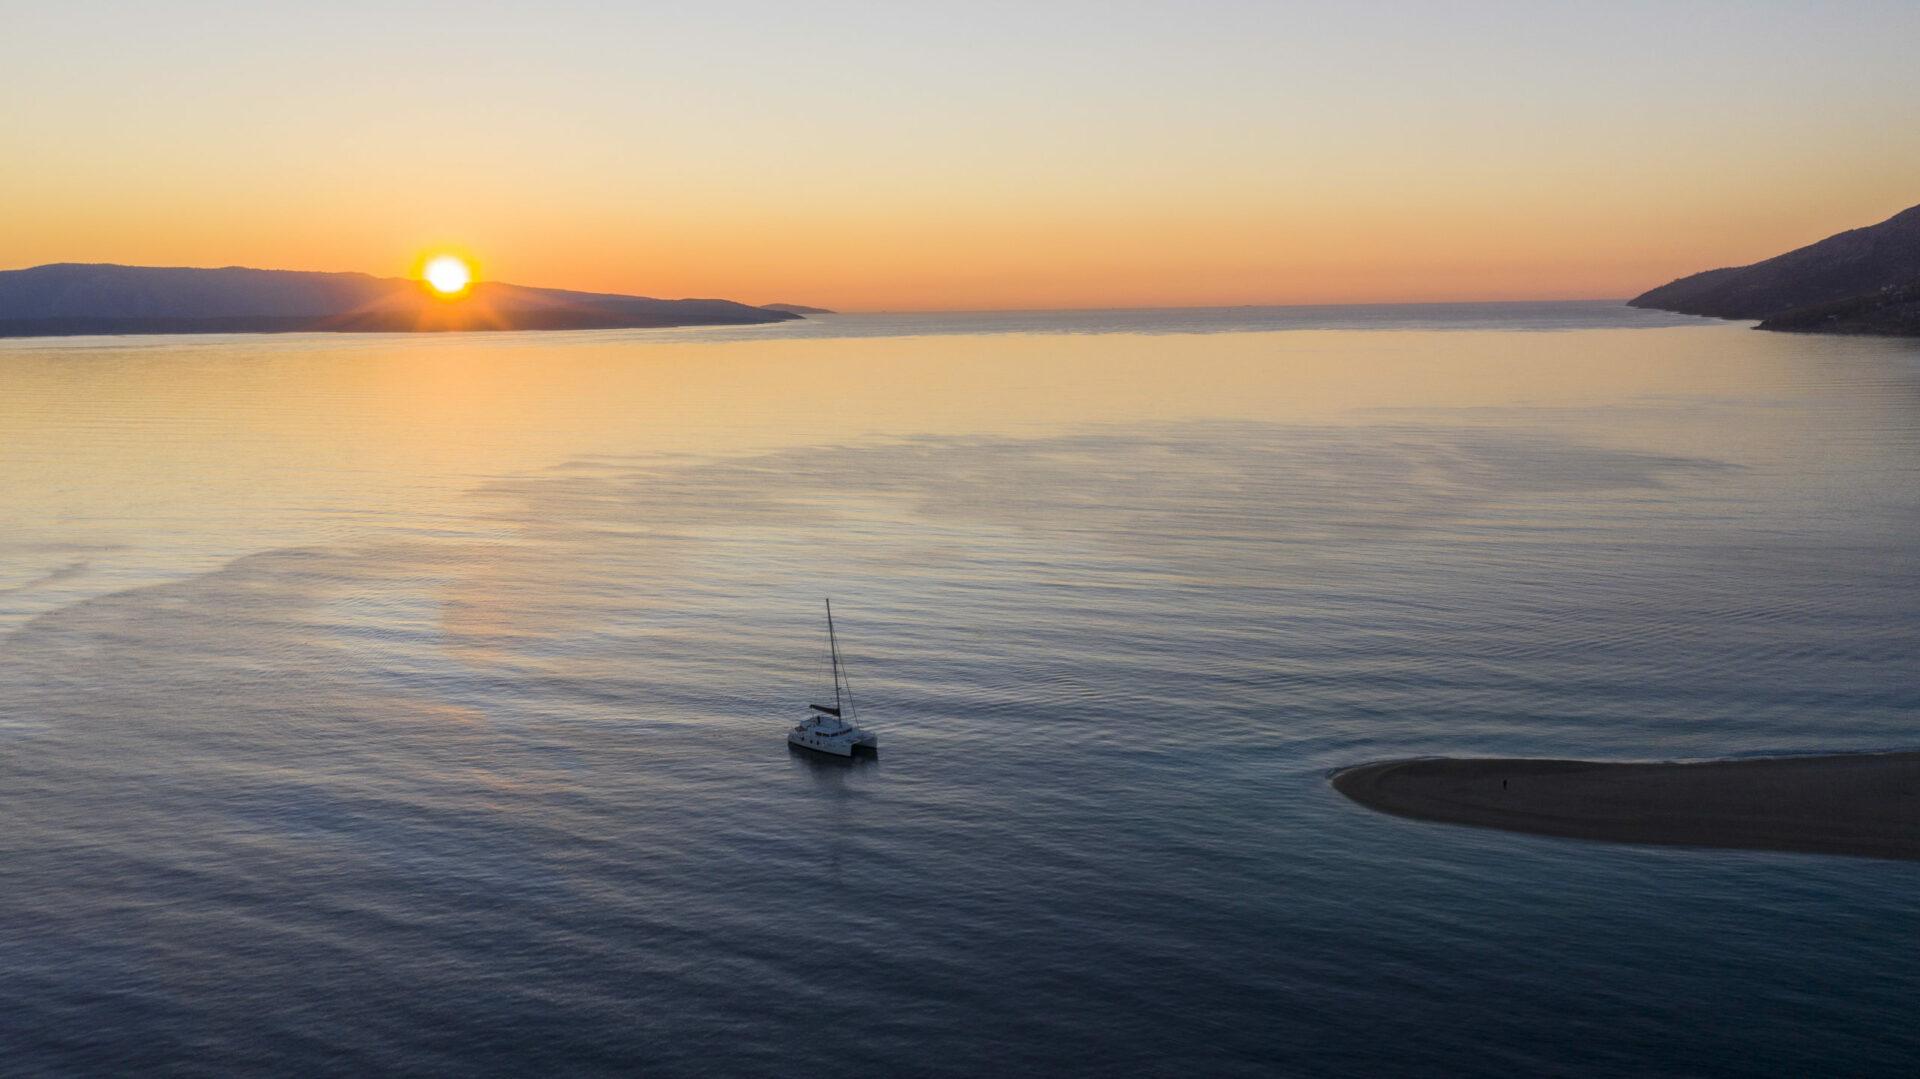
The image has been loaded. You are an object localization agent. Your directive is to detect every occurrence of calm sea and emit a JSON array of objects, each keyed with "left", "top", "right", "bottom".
[{"left": 1, "top": 303, "right": 1916, "bottom": 1075}]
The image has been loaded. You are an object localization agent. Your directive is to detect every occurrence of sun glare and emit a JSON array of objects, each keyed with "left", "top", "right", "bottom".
[{"left": 423, "top": 255, "right": 472, "bottom": 296}]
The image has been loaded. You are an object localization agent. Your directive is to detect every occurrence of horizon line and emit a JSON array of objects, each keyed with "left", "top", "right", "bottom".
[
  {"left": 838, "top": 297, "right": 1636, "bottom": 316},
  {"left": 0, "top": 262, "right": 1637, "bottom": 316}
]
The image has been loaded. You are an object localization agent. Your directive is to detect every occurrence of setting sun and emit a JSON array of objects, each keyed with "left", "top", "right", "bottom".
[{"left": 423, "top": 255, "right": 472, "bottom": 296}]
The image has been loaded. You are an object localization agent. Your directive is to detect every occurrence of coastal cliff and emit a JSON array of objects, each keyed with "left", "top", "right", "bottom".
[{"left": 1629, "top": 202, "right": 1920, "bottom": 336}]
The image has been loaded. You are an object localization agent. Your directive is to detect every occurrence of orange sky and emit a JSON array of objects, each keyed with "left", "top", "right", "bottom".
[{"left": 2, "top": 3, "right": 1916, "bottom": 310}]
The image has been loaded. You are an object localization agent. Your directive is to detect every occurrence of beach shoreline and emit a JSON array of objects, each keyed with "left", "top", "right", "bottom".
[{"left": 1332, "top": 752, "right": 1920, "bottom": 862}]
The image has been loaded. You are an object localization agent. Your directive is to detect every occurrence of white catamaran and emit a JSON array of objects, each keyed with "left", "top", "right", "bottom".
[{"left": 789, "top": 599, "right": 878, "bottom": 757}]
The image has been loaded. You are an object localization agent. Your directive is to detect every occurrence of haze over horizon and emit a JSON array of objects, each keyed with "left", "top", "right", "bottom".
[{"left": 4, "top": 0, "right": 1917, "bottom": 311}]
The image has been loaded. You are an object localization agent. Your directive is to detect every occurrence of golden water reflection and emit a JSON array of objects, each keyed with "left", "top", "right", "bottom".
[{"left": 0, "top": 319, "right": 1913, "bottom": 626}]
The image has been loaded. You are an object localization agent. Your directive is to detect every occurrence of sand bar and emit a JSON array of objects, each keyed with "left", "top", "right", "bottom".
[{"left": 1332, "top": 753, "right": 1920, "bottom": 862}]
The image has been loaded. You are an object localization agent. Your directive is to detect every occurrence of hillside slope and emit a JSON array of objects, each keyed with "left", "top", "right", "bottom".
[
  {"left": 1629, "top": 204, "right": 1920, "bottom": 335},
  {"left": 0, "top": 263, "right": 799, "bottom": 337}
]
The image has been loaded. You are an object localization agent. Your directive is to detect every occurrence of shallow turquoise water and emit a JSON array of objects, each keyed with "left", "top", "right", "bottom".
[{"left": 1, "top": 304, "right": 1916, "bottom": 1074}]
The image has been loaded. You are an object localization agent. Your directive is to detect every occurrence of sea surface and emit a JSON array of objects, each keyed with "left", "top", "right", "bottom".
[{"left": 1, "top": 302, "right": 1916, "bottom": 1075}]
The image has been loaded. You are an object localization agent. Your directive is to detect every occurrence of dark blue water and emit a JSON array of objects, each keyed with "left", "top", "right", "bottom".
[{"left": 1, "top": 304, "right": 1916, "bottom": 1074}]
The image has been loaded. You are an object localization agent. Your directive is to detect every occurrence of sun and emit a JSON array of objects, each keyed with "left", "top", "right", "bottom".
[{"left": 423, "top": 255, "right": 472, "bottom": 297}]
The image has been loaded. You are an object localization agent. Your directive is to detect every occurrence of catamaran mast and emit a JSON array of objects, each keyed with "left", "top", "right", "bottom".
[
  {"left": 825, "top": 598, "right": 859, "bottom": 724},
  {"left": 826, "top": 598, "right": 844, "bottom": 716}
]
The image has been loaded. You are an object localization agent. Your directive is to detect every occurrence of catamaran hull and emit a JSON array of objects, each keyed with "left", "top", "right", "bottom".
[{"left": 788, "top": 731, "right": 878, "bottom": 757}]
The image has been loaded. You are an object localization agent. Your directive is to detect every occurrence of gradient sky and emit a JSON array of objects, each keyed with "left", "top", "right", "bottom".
[{"left": 2, "top": 0, "right": 1917, "bottom": 310}]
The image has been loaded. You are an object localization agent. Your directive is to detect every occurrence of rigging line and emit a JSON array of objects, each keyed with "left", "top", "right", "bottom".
[
  {"left": 842, "top": 645, "right": 859, "bottom": 726},
  {"left": 826, "top": 597, "right": 843, "bottom": 716},
  {"left": 827, "top": 597, "right": 858, "bottom": 725}
]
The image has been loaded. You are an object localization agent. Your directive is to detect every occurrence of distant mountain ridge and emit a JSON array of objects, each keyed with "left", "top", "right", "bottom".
[
  {"left": 759, "top": 302, "right": 835, "bottom": 315},
  {"left": 0, "top": 263, "right": 801, "bottom": 337},
  {"left": 1629, "top": 203, "right": 1920, "bottom": 336}
]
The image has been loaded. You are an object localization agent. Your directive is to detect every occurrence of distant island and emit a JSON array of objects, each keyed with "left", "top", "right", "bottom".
[
  {"left": 1630, "top": 202, "right": 1920, "bottom": 336},
  {"left": 0, "top": 263, "right": 802, "bottom": 338},
  {"left": 759, "top": 302, "right": 836, "bottom": 315}
]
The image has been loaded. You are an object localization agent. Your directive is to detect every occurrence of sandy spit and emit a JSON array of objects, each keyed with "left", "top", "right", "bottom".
[{"left": 1332, "top": 753, "right": 1920, "bottom": 862}]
